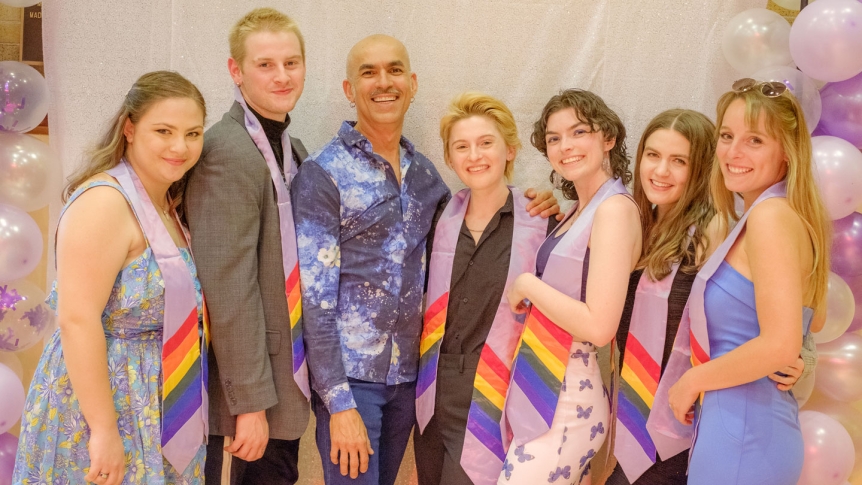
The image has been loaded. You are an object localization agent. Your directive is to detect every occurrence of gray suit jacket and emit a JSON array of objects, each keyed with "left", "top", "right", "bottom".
[{"left": 185, "top": 101, "right": 309, "bottom": 440}]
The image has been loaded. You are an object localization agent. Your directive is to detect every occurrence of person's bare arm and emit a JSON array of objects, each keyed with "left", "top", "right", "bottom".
[
  {"left": 669, "top": 199, "right": 808, "bottom": 423},
  {"left": 57, "top": 186, "right": 136, "bottom": 485},
  {"left": 508, "top": 195, "right": 641, "bottom": 345}
]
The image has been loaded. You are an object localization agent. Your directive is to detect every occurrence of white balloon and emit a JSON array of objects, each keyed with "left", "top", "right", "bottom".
[
  {"left": 0, "top": 203, "right": 43, "bottom": 283},
  {"left": 752, "top": 65, "right": 822, "bottom": 132},
  {"left": 722, "top": 8, "right": 793, "bottom": 75},
  {"left": 0, "top": 132, "right": 60, "bottom": 212},
  {"left": 0, "top": 352, "right": 22, "bottom": 382},
  {"left": 0, "top": 363, "right": 24, "bottom": 434},
  {"left": 813, "top": 272, "right": 856, "bottom": 343}
]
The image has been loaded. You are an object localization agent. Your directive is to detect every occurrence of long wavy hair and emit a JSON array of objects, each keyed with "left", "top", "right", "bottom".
[
  {"left": 64, "top": 71, "right": 206, "bottom": 210},
  {"left": 633, "top": 109, "right": 716, "bottom": 280},
  {"left": 531, "top": 89, "right": 631, "bottom": 201},
  {"left": 711, "top": 88, "right": 830, "bottom": 310}
]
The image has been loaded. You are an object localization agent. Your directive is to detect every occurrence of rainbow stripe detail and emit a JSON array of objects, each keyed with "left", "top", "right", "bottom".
[
  {"left": 617, "top": 334, "right": 661, "bottom": 459},
  {"left": 464, "top": 345, "right": 511, "bottom": 460},
  {"left": 162, "top": 307, "right": 203, "bottom": 445},
  {"left": 417, "top": 293, "right": 448, "bottom": 399},
  {"left": 286, "top": 264, "right": 305, "bottom": 373},
  {"left": 509, "top": 307, "right": 572, "bottom": 427}
]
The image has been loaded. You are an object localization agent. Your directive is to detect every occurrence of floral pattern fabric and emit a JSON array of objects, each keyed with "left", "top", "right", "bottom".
[
  {"left": 12, "top": 181, "right": 205, "bottom": 485},
  {"left": 291, "top": 121, "right": 450, "bottom": 413}
]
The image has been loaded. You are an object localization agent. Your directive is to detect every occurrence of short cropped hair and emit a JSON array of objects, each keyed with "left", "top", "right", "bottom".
[
  {"left": 439, "top": 92, "right": 521, "bottom": 181},
  {"left": 229, "top": 8, "right": 306, "bottom": 66}
]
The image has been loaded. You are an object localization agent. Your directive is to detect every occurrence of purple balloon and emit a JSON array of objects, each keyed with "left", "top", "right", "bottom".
[
  {"left": 842, "top": 273, "right": 862, "bottom": 332},
  {"left": 818, "top": 71, "right": 862, "bottom": 149},
  {"left": 0, "top": 432, "right": 17, "bottom": 485},
  {"left": 832, "top": 213, "right": 862, "bottom": 277},
  {"left": 789, "top": 0, "right": 862, "bottom": 82},
  {"left": 798, "top": 411, "right": 855, "bottom": 485},
  {"left": 812, "top": 136, "right": 862, "bottom": 220}
]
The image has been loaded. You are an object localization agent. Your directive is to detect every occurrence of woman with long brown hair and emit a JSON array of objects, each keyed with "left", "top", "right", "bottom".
[{"left": 14, "top": 71, "right": 209, "bottom": 485}]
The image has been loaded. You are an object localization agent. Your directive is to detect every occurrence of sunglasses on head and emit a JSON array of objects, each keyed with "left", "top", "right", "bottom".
[{"left": 731, "top": 78, "right": 788, "bottom": 98}]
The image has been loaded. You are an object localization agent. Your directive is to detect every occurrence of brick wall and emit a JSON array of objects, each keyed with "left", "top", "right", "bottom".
[{"left": 0, "top": 4, "right": 21, "bottom": 61}]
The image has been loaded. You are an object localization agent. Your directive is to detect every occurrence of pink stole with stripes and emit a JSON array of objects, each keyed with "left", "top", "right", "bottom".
[
  {"left": 614, "top": 258, "right": 682, "bottom": 482},
  {"left": 106, "top": 160, "right": 208, "bottom": 473},
  {"left": 233, "top": 87, "right": 310, "bottom": 399},
  {"left": 506, "top": 177, "right": 629, "bottom": 446},
  {"left": 650, "top": 181, "right": 788, "bottom": 455},
  {"left": 415, "top": 187, "right": 547, "bottom": 485}
]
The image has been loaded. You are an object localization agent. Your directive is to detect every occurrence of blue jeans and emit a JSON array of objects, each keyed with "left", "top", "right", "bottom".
[{"left": 312, "top": 378, "right": 416, "bottom": 485}]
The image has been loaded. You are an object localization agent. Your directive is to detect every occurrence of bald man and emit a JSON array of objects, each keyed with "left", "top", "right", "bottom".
[
  {"left": 291, "top": 35, "right": 448, "bottom": 485},
  {"left": 292, "top": 35, "right": 558, "bottom": 484}
]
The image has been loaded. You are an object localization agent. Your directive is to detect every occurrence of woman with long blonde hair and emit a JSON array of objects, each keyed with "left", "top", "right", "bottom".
[{"left": 667, "top": 79, "right": 830, "bottom": 484}]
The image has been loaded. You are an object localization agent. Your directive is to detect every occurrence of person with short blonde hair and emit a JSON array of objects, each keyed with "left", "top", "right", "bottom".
[
  {"left": 184, "top": 7, "right": 310, "bottom": 485},
  {"left": 413, "top": 92, "right": 554, "bottom": 485}
]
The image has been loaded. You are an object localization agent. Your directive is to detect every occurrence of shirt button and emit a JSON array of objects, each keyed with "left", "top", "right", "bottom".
[
  {"left": 469, "top": 261, "right": 474, "bottom": 266},
  {"left": 462, "top": 298, "right": 468, "bottom": 303}
]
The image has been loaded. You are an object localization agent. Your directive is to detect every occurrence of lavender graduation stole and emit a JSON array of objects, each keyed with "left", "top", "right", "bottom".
[
  {"left": 614, "top": 254, "right": 684, "bottom": 482},
  {"left": 106, "top": 160, "right": 208, "bottom": 473},
  {"left": 233, "top": 87, "right": 310, "bottom": 399},
  {"left": 414, "top": 188, "right": 547, "bottom": 485},
  {"left": 650, "top": 181, "right": 788, "bottom": 452},
  {"left": 506, "top": 177, "right": 629, "bottom": 446}
]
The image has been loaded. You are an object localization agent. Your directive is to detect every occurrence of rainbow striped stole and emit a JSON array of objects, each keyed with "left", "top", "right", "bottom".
[
  {"left": 507, "top": 177, "right": 629, "bottom": 446},
  {"left": 650, "top": 181, "right": 788, "bottom": 459},
  {"left": 459, "top": 192, "right": 547, "bottom": 485},
  {"left": 107, "top": 161, "right": 207, "bottom": 473},
  {"left": 614, "top": 262, "right": 679, "bottom": 483},
  {"left": 235, "top": 87, "right": 310, "bottom": 399},
  {"left": 415, "top": 189, "right": 467, "bottom": 431}
]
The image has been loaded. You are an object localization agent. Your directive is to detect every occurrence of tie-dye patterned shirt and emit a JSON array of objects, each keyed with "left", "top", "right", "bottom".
[{"left": 292, "top": 121, "right": 450, "bottom": 414}]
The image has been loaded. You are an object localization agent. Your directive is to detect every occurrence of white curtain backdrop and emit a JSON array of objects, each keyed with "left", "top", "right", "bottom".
[
  {"left": 43, "top": 0, "right": 760, "bottom": 193},
  {"left": 40, "top": 1, "right": 763, "bottom": 481}
]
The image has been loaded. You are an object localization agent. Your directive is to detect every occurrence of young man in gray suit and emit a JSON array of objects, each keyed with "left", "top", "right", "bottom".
[{"left": 184, "top": 8, "right": 309, "bottom": 485}]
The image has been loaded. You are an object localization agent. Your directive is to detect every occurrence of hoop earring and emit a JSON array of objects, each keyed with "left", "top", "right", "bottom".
[
  {"left": 350, "top": 102, "right": 356, "bottom": 109},
  {"left": 602, "top": 153, "right": 611, "bottom": 174},
  {"left": 552, "top": 171, "right": 564, "bottom": 190}
]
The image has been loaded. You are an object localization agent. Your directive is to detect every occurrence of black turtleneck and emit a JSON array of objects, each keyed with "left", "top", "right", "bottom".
[{"left": 247, "top": 104, "right": 292, "bottom": 171}]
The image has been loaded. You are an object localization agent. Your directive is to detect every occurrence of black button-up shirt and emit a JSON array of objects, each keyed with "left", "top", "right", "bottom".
[{"left": 440, "top": 191, "right": 556, "bottom": 355}]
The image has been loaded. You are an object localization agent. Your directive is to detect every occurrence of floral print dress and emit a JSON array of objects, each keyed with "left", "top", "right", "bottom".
[{"left": 12, "top": 181, "right": 205, "bottom": 485}]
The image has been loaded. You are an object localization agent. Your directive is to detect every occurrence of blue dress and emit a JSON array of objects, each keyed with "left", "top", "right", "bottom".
[
  {"left": 687, "top": 260, "right": 811, "bottom": 485},
  {"left": 12, "top": 181, "right": 206, "bottom": 485}
]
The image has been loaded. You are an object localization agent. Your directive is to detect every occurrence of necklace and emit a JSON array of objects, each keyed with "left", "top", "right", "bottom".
[
  {"left": 157, "top": 201, "right": 171, "bottom": 218},
  {"left": 466, "top": 226, "right": 483, "bottom": 233}
]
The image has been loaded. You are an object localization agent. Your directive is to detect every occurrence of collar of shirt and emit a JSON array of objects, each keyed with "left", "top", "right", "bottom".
[
  {"left": 248, "top": 104, "right": 291, "bottom": 146},
  {"left": 337, "top": 120, "right": 417, "bottom": 160},
  {"left": 459, "top": 190, "right": 515, "bottom": 244}
]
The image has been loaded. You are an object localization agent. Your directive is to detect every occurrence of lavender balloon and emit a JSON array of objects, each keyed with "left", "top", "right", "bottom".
[
  {"left": 0, "top": 432, "right": 16, "bottom": 485},
  {"left": 843, "top": 273, "right": 862, "bottom": 333},
  {"left": 753, "top": 65, "right": 822, "bottom": 132},
  {"left": 0, "top": 61, "right": 48, "bottom": 134},
  {"left": 814, "top": 272, "right": 856, "bottom": 344},
  {"left": 803, "top": 393, "right": 862, "bottom": 483},
  {"left": 0, "top": 204, "right": 42, "bottom": 283},
  {"left": 812, "top": 136, "right": 862, "bottom": 220},
  {"left": 0, "top": 279, "right": 53, "bottom": 353},
  {"left": 815, "top": 332, "right": 862, "bottom": 402},
  {"left": 722, "top": 8, "right": 792, "bottom": 76},
  {"left": 818, "top": 71, "right": 862, "bottom": 149},
  {"left": 0, "top": 131, "right": 59, "bottom": 212},
  {"left": 0, "top": 363, "right": 24, "bottom": 434},
  {"left": 832, "top": 213, "right": 862, "bottom": 277},
  {"left": 798, "top": 411, "right": 855, "bottom": 485},
  {"left": 789, "top": 0, "right": 862, "bottom": 82}
]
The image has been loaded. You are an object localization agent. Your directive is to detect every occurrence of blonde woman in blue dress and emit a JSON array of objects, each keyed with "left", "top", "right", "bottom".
[{"left": 13, "top": 71, "right": 208, "bottom": 485}]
